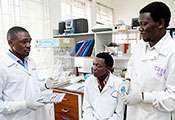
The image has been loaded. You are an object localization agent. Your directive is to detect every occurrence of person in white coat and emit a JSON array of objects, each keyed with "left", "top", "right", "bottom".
[
  {"left": 118, "top": 2, "right": 175, "bottom": 120},
  {"left": 0, "top": 26, "right": 61, "bottom": 120},
  {"left": 82, "top": 52, "right": 124, "bottom": 120}
]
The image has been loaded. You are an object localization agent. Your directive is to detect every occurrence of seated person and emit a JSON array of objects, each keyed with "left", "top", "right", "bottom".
[{"left": 82, "top": 52, "right": 124, "bottom": 120}]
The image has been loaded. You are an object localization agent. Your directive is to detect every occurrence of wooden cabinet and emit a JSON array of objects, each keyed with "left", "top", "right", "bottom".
[{"left": 53, "top": 88, "right": 83, "bottom": 120}]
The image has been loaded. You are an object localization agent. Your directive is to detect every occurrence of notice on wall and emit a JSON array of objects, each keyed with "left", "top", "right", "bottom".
[{"left": 63, "top": 38, "right": 70, "bottom": 43}]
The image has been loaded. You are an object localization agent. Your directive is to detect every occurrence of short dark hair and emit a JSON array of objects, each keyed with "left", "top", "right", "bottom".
[
  {"left": 7, "top": 26, "right": 29, "bottom": 40},
  {"left": 96, "top": 52, "right": 114, "bottom": 68},
  {"left": 139, "top": 2, "right": 171, "bottom": 28}
]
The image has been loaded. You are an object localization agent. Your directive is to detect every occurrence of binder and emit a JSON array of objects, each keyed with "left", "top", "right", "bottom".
[
  {"left": 79, "top": 40, "right": 90, "bottom": 56},
  {"left": 76, "top": 41, "right": 86, "bottom": 56},
  {"left": 86, "top": 40, "right": 94, "bottom": 56},
  {"left": 82, "top": 39, "right": 94, "bottom": 56},
  {"left": 71, "top": 41, "right": 84, "bottom": 56}
]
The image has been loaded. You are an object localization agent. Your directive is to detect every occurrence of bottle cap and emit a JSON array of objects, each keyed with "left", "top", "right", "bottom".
[{"left": 121, "top": 87, "right": 125, "bottom": 92}]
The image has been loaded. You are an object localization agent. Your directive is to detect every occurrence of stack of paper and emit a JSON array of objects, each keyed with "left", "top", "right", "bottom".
[
  {"left": 37, "top": 93, "right": 65, "bottom": 104},
  {"left": 64, "top": 83, "right": 85, "bottom": 91}
]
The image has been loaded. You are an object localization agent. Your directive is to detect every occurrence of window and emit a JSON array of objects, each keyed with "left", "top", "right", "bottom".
[
  {"left": 61, "top": 0, "right": 91, "bottom": 29},
  {"left": 0, "top": 0, "right": 51, "bottom": 56},
  {"left": 96, "top": 2, "right": 114, "bottom": 26}
]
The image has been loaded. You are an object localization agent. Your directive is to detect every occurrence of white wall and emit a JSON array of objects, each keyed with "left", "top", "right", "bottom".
[
  {"left": 49, "top": 0, "right": 175, "bottom": 31},
  {"left": 49, "top": 0, "right": 61, "bottom": 34},
  {"left": 96, "top": 0, "right": 114, "bottom": 8},
  {"left": 113, "top": 0, "right": 175, "bottom": 28},
  {"left": 49, "top": 0, "right": 117, "bottom": 33}
]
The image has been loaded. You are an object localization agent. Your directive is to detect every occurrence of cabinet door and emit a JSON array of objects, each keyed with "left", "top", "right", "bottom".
[
  {"left": 55, "top": 93, "right": 79, "bottom": 111},
  {"left": 54, "top": 90, "right": 80, "bottom": 120},
  {"left": 55, "top": 104, "right": 79, "bottom": 120}
]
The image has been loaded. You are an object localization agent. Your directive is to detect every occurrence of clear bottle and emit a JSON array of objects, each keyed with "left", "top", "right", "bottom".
[{"left": 120, "top": 87, "right": 127, "bottom": 96}]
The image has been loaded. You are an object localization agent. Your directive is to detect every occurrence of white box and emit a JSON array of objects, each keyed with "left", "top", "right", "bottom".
[{"left": 74, "top": 57, "right": 93, "bottom": 73}]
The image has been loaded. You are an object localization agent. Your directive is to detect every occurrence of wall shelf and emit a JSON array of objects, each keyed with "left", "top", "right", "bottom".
[
  {"left": 52, "top": 30, "right": 139, "bottom": 74},
  {"left": 53, "top": 32, "right": 94, "bottom": 38}
]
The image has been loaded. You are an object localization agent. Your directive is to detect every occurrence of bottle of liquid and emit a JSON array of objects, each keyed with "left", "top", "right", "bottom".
[{"left": 120, "top": 87, "right": 127, "bottom": 96}]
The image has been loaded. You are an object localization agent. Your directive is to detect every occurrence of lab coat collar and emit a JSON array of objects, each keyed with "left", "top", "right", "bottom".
[
  {"left": 153, "top": 32, "right": 169, "bottom": 56},
  {"left": 7, "top": 51, "right": 29, "bottom": 68},
  {"left": 4, "top": 54, "right": 18, "bottom": 67},
  {"left": 141, "top": 33, "right": 169, "bottom": 60},
  {"left": 4, "top": 53, "right": 30, "bottom": 67},
  {"left": 105, "top": 72, "right": 113, "bottom": 87},
  {"left": 94, "top": 72, "right": 114, "bottom": 93},
  {"left": 4, "top": 54, "right": 31, "bottom": 75},
  {"left": 94, "top": 80, "right": 100, "bottom": 93}
]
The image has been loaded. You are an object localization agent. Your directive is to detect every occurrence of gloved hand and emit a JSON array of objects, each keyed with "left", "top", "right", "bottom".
[
  {"left": 122, "top": 92, "right": 143, "bottom": 105},
  {"left": 45, "top": 77, "right": 60, "bottom": 89},
  {"left": 118, "top": 80, "right": 130, "bottom": 95},
  {"left": 25, "top": 98, "right": 45, "bottom": 111}
]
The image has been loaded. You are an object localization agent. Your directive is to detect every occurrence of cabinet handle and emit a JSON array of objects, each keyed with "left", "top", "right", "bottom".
[
  {"left": 63, "top": 98, "right": 69, "bottom": 101},
  {"left": 61, "top": 116, "right": 70, "bottom": 120},
  {"left": 61, "top": 108, "right": 69, "bottom": 113}
]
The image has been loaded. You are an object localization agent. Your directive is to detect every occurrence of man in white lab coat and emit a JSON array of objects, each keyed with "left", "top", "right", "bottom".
[
  {"left": 0, "top": 26, "right": 60, "bottom": 120},
  {"left": 82, "top": 52, "right": 124, "bottom": 120},
  {"left": 119, "top": 2, "right": 175, "bottom": 120}
]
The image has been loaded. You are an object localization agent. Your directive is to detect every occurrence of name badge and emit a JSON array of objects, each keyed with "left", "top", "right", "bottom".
[
  {"left": 111, "top": 90, "right": 118, "bottom": 98},
  {"left": 154, "top": 66, "right": 166, "bottom": 77}
]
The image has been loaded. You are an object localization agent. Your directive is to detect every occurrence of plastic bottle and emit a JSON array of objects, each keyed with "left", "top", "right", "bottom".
[{"left": 120, "top": 87, "right": 127, "bottom": 96}]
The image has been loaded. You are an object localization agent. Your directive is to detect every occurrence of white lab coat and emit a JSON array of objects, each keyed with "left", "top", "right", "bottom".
[
  {"left": 172, "top": 111, "right": 175, "bottom": 120},
  {"left": 82, "top": 72, "right": 124, "bottom": 120},
  {"left": 126, "top": 33, "right": 175, "bottom": 120},
  {"left": 0, "top": 54, "right": 49, "bottom": 120}
]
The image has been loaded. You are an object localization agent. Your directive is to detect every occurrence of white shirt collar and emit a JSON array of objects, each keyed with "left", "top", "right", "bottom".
[{"left": 144, "top": 32, "right": 169, "bottom": 56}]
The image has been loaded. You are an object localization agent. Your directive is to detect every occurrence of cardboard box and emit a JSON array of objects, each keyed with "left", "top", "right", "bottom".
[{"left": 59, "top": 38, "right": 75, "bottom": 47}]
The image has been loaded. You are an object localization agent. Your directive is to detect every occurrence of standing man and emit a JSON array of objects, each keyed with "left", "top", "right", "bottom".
[
  {"left": 0, "top": 26, "right": 59, "bottom": 120},
  {"left": 83, "top": 52, "right": 124, "bottom": 120},
  {"left": 119, "top": 2, "right": 175, "bottom": 120}
]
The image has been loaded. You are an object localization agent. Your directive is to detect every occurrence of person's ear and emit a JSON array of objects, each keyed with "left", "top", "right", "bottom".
[
  {"left": 110, "top": 67, "right": 114, "bottom": 73},
  {"left": 107, "top": 67, "right": 114, "bottom": 73},
  {"left": 157, "top": 18, "right": 165, "bottom": 29},
  {"left": 8, "top": 40, "right": 14, "bottom": 48}
]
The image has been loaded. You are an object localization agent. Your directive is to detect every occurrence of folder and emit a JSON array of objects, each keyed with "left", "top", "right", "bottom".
[
  {"left": 82, "top": 39, "right": 94, "bottom": 57},
  {"left": 76, "top": 41, "right": 86, "bottom": 56},
  {"left": 71, "top": 41, "right": 84, "bottom": 56},
  {"left": 86, "top": 40, "right": 94, "bottom": 56},
  {"left": 79, "top": 40, "right": 90, "bottom": 56}
]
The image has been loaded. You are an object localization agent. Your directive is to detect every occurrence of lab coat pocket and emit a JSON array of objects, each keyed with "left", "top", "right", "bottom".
[
  {"left": 153, "top": 77, "right": 165, "bottom": 90},
  {"left": 8, "top": 72, "right": 28, "bottom": 85},
  {"left": 150, "top": 72, "right": 165, "bottom": 91},
  {"left": 144, "top": 65, "right": 166, "bottom": 91}
]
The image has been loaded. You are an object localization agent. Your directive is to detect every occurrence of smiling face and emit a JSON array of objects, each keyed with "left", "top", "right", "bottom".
[{"left": 8, "top": 31, "right": 32, "bottom": 59}]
